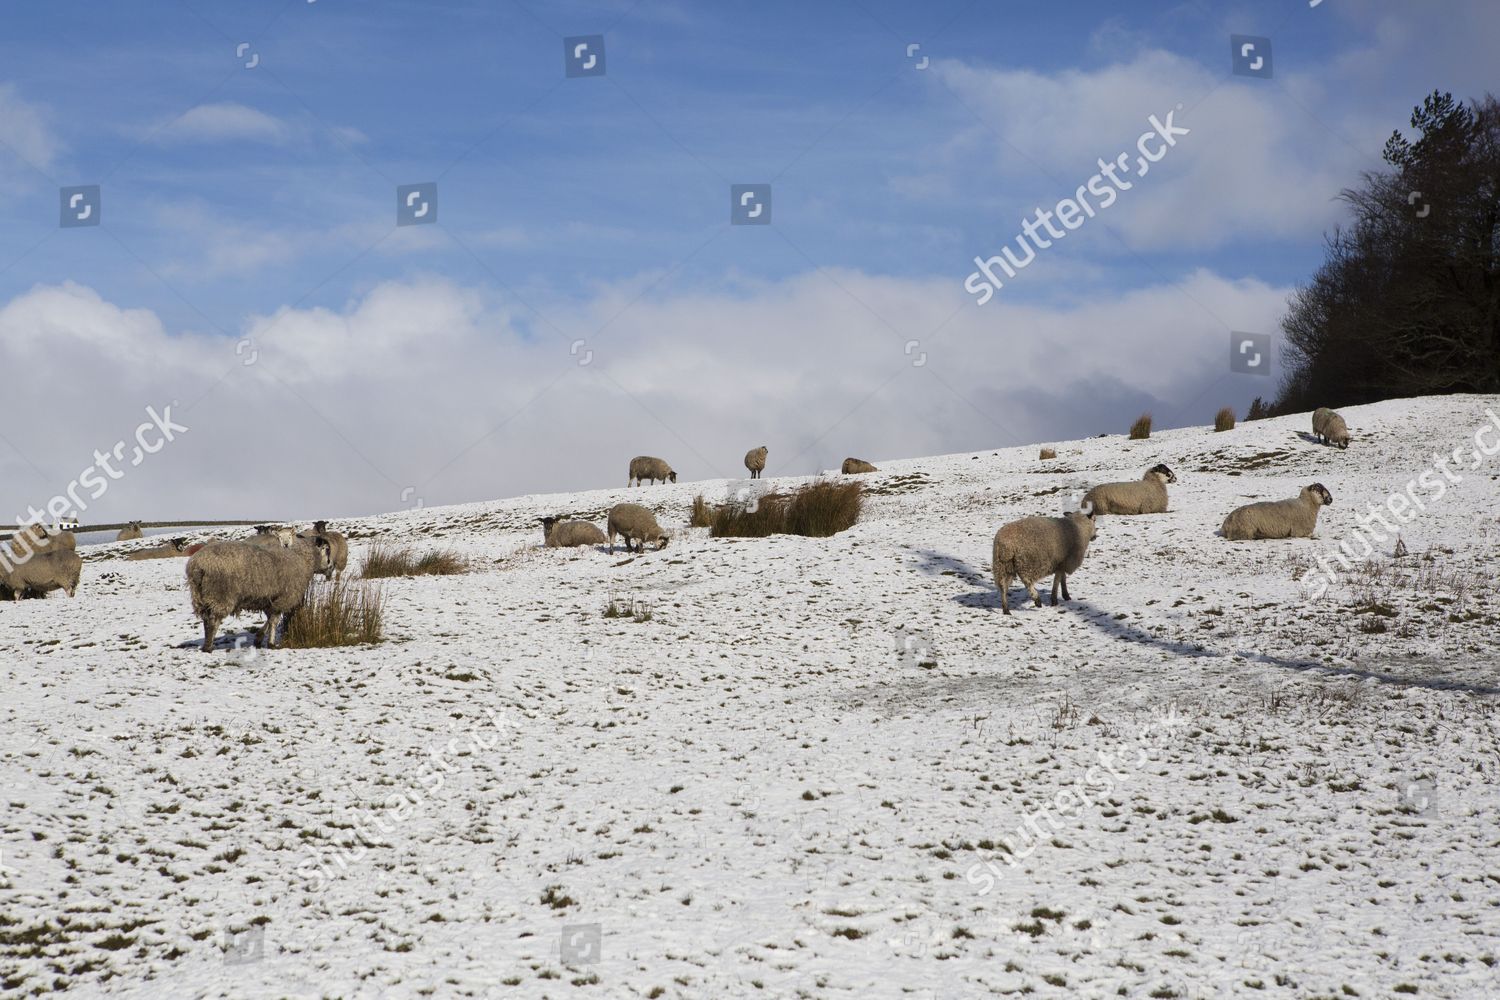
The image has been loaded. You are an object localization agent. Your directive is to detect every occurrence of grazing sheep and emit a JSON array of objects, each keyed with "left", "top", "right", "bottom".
[
  {"left": 1312, "top": 408, "right": 1351, "bottom": 449},
  {"left": 629, "top": 456, "right": 677, "bottom": 487},
  {"left": 126, "top": 537, "right": 190, "bottom": 561},
  {"left": 1, "top": 547, "right": 82, "bottom": 600},
  {"left": 1081, "top": 464, "right": 1177, "bottom": 515},
  {"left": 299, "top": 521, "right": 349, "bottom": 580},
  {"left": 992, "top": 505, "right": 1098, "bottom": 615},
  {"left": 185, "top": 535, "right": 332, "bottom": 652},
  {"left": 744, "top": 446, "right": 768, "bottom": 480},
  {"left": 541, "top": 516, "right": 608, "bottom": 548},
  {"left": 842, "top": 458, "right": 878, "bottom": 474},
  {"left": 117, "top": 521, "right": 144, "bottom": 541},
  {"left": 607, "top": 503, "right": 669, "bottom": 553},
  {"left": 1221, "top": 484, "right": 1334, "bottom": 541}
]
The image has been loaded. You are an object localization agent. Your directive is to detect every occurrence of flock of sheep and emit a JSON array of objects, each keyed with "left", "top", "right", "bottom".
[{"left": 1, "top": 407, "right": 1352, "bottom": 642}]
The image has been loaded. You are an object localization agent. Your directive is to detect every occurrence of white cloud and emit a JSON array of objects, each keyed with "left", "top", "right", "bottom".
[
  {"left": 156, "top": 102, "right": 291, "bottom": 144},
  {"left": 0, "top": 272, "right": 1289, "bottom": 523},
  {"left": 0, "top": 83, "right": 60, "bottom": 172}
]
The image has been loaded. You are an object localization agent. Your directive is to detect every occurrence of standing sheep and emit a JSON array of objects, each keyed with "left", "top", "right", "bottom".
[
  {"left": 1312, "top": 408, "right": 1351, "bottom": 449},
  {"left": 842, "top": 458, "right": 878, "bottom": 475},
  {"left": 1, "top": 547, "right": 82, "bottom": 600},
  {"left": 992, "top": 505, "right": 1098, "bottom": 615},
  {"left": 117, "top": 521, "right": 144, "bottom": 541},
  {"left": 607, "top": 503, "right": 669, "bottom": 553},
  {"left": 1221, "top": 484, "right": 1333, "bottom": 541},
  {"left": 14, "top": 524, "right": 77, "bottom": 553},
  {"left": 540, "top": 516, "right": 607, "bottom": 548},
  {"left": 185, "top": 535, "right": 332, "bottom": 652},
  {"left": 744, "top": 446, "right": 768, "bottom": 480},
  {"left": 1081, "top": 464, "right": 1177, "bottom": 515},
  {"left": 299, "top": 521, "right": 349, "bottom": 580},
  {"left": 629, "top": 456, "right": 677, "bottom": 487}
]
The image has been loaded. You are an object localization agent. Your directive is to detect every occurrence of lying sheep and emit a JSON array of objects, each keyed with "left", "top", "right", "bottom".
[
  {"left": 299, "top": 521, "right": 349, "bottom": 580},
  {"left": 1221, "top": 484, "right": 1333, "bottom": 541},
  {"left": 992, "top": 504, "right": 1098, "bottom": 615},
  {"left": 744, "top": 446, "right": 768, "bottom": 480},
  {"left": 185, "top": 535, "right": 332, "bottom": 652},
  {"left": 117, "top": 521, "right": 144, "bottom": 541},
  {"left": 126, "top": 537, "right": 190, "bottom": 561},
  {"left": 842, "top": 458, "right": 878, "bottom": 474},
  {"left": 1, "top": 546, "right": 82, "bottom": 600},
  {"left": 607, "top": 503, "right": 668, "bottom": 553},
  {"left": 1312, "top": 408, "right": 1350, "bottom": 449},
  {"left": 629, "top": 456, "right": 677, "bottom": 487},
  {"left": 541, "top": 516, "right": 608, "bottom": 548},
  {"left": 1082, "top": 464, "right": 1177, "bottom": 515}
]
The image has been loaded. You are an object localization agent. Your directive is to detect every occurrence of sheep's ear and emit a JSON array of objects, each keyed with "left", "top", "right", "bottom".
[{"left": 1080, "top": 499, "right": 1095, "bottom": 517}]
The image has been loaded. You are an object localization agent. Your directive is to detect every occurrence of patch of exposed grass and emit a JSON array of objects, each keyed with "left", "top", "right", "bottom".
[
  {"left": 1129, "top": 412, "right": 1153, "bottom": 439},
  {"left": 709, "top": 479, "right": 862, "bottom": 539},
  {"left": 1214, "top": 406, "right": 1236, "bottom": 432},
  {"left": 282, "top": 580, "right": 384, "bottom": 648},
  {"left": 1039, "top": 447, "right": 1057, "bottom": 460},
  {"left": 689, "top": 495, "right": 713, "bottom": 528},
  {"left": 361, "top": 542, "right": 469, "bottom": 579}
]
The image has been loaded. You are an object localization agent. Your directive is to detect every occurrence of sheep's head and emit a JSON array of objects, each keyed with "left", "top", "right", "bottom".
[
  {"left": 668, "top": 470, "right": 678, "bottom": 483},
  {"left": 1149, "top": 463, "right": 1177, "bottom": 484},
  {"left": 272, "top": 527, "right": 298, "bottom": 547},
  {"left": 1306, "top": 483, "right": 1334, "bottom": 506},
  {"left": 1066, "top": 506, "right": 1098, "bottom": 541},
  {"left": 540, "top": 515, "right": 558, "bottom": 541},
  {"left": 1335, "top": 433, "right": 1350, "bottom": 450},
  {"left": 311, "top": 535, "right": 333, "bottom": 570},
  {"left": 655, "top": 533, "right": 670, "bottom": 550},
  {"left": 313, "top": 520, "right": 329, "bottom": 535},
  {"left": 170, "top": 537, "right": 188, "bottom": 552}
]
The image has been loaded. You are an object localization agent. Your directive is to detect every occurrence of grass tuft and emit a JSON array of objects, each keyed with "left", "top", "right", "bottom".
[
  {"left": 1039, "top": 447, "right": 1057, "bottom": 460},
  {"left": 1214, "top": 406, "right": 1236, "bottom": 432},
  {"left": 282, "top": 580, "right": 384, "bottom": 648},
  {"left": 361, "top": 542, "right": 470, "bottom": 579},
  {"left": 690, "top": 495, "right": 713, "bottom": 528},
  {"left": 1129, "top": 412, "right": 1153, "bottom": 439},
  {"left": 709, "top": 479, "right": 862, "bottom": 539}
]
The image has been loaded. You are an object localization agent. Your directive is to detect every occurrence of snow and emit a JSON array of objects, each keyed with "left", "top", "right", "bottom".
[{"left": 4, "top": 394, "right": 1499, "bottom": 998}]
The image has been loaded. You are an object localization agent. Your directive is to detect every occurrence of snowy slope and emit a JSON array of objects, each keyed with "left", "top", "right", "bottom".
[{"left": 3, "top": 394, "right": 1499, "bottom": 999}]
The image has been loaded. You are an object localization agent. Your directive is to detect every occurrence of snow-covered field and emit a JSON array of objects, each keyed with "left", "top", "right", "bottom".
[{"left": 4, "top": 395, "right": 1499, "bottom": 999}]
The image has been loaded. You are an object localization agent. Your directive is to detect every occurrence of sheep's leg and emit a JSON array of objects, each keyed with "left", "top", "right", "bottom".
[
  {"left": 1051, "top": 575, "right": 1061, "bottom": 606},
  {"left": 1026, "top": 581, "right": 1040, "bottom": 608},
  {"left": 201, "top": 615, "right": 222, "bottom": 653},
  {"left": 263, "top": 612, "right": 283, "bottom": 649},
  {"left": 1000, "top": 583, "right": 1010, "bottom": 615}
]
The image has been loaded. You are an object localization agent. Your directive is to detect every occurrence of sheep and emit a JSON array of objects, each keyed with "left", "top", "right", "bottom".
[
  {"left": 299, "top": 520, "right": 349, "bottom": 580},
  {"left": 13, "top": 524, "right": 76, "bottom": 553},
  {"left": 117, "top": 521, "right": 144, "bottom": 541},
  {"left": 744, "top": 446, "right": 768, "bottom": 480},
  {"left": 1, "top": 547, "right": 82, "bottom": 600},
  {"left": 629, "top": 456, "right": 677, "bottom": 487},
  {"left": 1081, "top": 464, "right": 1177, "bottom": 515},
  {"left": 607, "top": 503, "right": 669, "bottom": 553},
  {"left": 842, "top": 458, "right": 878, "bottom": 474},
  {"left": 1221, "top": 484, "right": 1334, "bottom": 541},
  {"left": 1312, "top": 407, "right": 1350, "bottom": 449},
  {"left": 540, "top": 516, "right": 607, "bottom": 548},
  {"left": 992, "top": 505, "right": 1098, "bottom": 615},
  {"left": 126, "top": 537, "right": 190, "bottom": 561},
  {"left": 185, "top": 535, "right": 332, "bottom": 652}
]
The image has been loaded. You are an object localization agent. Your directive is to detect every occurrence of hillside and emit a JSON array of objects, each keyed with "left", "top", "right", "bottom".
[{"left": 3, "top": 394, "right": 1499, "bottom": 998}]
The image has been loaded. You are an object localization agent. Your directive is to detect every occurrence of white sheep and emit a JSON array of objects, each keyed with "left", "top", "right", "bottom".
[
  {"left": 299, "top": 521, "right": 349, "bottom": 580},
  {"left": 744, "top": 446, "right": 768, "bottom": 480},
  {"left": 1221, "top": 484, "right": 1333, "bottom": 541},
  {"left": 1081, "top": 464, "right": 1177, "bottom": 515},
  {"left": 629, "top": 456, "right": 677, "bottom": 486},
  {"left": 541, "top": 516, "right": 607, "bottom": 548},
  {"left": 185, "top": 535, "right": 332, "bottom": 652},
  {"left": 1312, "top": 408, "right": 1350, "bottom": 449},
  {"left": 1, "top": 547, "right": 82, "bottom": 600},
  {"left": 607, "top": 503, "right": 668, "bottom": 553},
  {"left": 116, "top": 521, "right": 144, "bottom": 541},
  {"left": 992, "top": 504, "right": 1098, "bottom": 615},
  {"left": 842, "top": 458, "right": 878, "bottom": 474}
]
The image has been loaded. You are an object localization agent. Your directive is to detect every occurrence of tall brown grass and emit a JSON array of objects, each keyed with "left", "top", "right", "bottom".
[
  {"left": 690, "top": 495, "right": 713, "bottom": 528},
  {"left": 1214, "top": 406, "right": 1236, "bottom": 432},
  {"left": 1039, "top": 447, "right": 1057, "bottom": 460},
  {"left": 282, "top": 580, "right": 384, "bottom": 648},
  {"left": 361, "top": 542, "right": 469, "bottom": 578},
  {"left": 709, "top": 480, "right": 862, "bottom": 538},
  {"left": 1129, "top": 412, "right": 1152, "bottom": 439}
]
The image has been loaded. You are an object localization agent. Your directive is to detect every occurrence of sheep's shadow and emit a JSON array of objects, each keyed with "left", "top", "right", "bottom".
[
  {"left": 910, "top": 549, "right": 988, "bottom": 588},
  {"left": 1295, "top": 431, "right": 1332, "bottom": 447},
  {"left": 173, "top": 627, "right": 267, "bottom": 653}
]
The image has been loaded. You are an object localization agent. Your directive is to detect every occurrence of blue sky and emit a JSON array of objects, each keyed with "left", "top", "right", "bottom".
[{"left": 1, "top": 0, "right": 1495, "bottom": 520}]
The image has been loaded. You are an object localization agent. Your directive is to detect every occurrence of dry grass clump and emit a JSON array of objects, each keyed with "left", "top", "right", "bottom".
[
  {"left": 1246, "top": 396, "right": 1273, "bottom": 421},
  {"left": 709, "top": 480, "right": 862, "bottom": 539},
  {"left": 690, "top": 495, "right": 713, "bottom": 528},
  {"left": 1039, "top": 447, "right": 1057, "bottom": 460},
  {"left": 282, "top": 580, "right": 384, "bottom": 648},
  {"left": 361, "top": 542, "right": 469, "bottom": 578},
  {"left": 1129, "top": 413, "right": 1153, "bottom": 439},
  {"left": 1214, "top": 406, "right": 1236, "bottom": 432}
]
